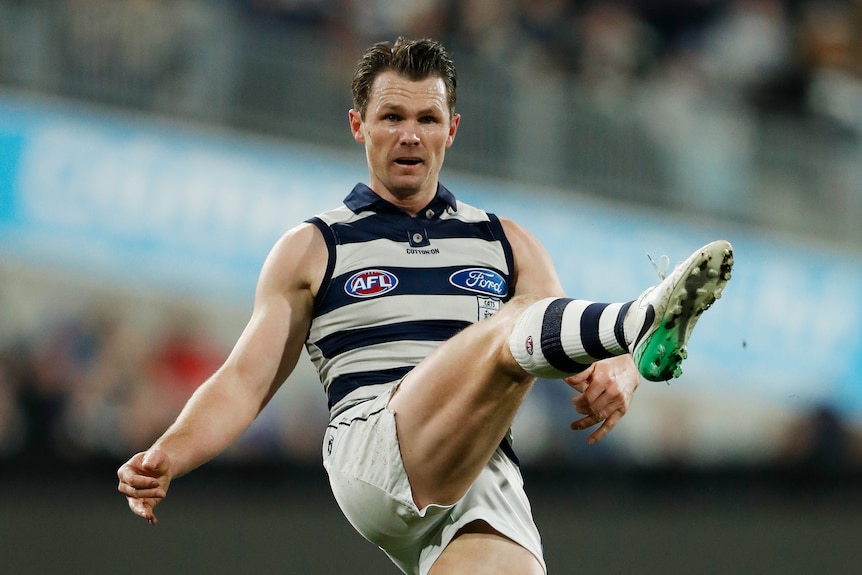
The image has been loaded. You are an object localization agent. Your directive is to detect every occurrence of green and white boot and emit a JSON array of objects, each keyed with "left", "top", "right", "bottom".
[{"left": 630, "top": 240, "right": 734, "bottom": 381}]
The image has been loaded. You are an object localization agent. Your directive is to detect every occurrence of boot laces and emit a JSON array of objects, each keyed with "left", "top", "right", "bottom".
[{"left": 647, "top": 253, "right": 670, "bottom": 281}]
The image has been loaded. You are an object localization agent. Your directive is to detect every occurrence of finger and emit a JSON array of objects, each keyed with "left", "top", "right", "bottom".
[
  {"left": 587, "top": 411, "right": 622, "bottom": 445},
  {"left": 564, "top": 366, "right": 594, "bottom": 390},
  {"left": 127, "top": 497, "right": 158, "bottom": 525},
  {"left": 590, "top": 395, "right": 623, "bottom": 421},
  {"left": 572, "top": 390, "right": 616, "bottom": 421},
  {"left": 568, "top": 380, "right": 588, "bottom": 394},
  {"left": 117, "top": 453, "right": 145, "bottom": 479},
  {"left": 118, "top": 469, "right": 162, "bottom": 488},
  {"left": 117, "top": 473, "right": 163, "bottom": 497},
  {"left": 571, "top": 395, "right": 592, "bottom": 415},
  {"left": 570, "top": 400, "right": 608, "bottom": 421},
  {"left": 571, "top": 402, "right": 594, "bottom": 417},
  {"left": 576, "top": 383, "right": 629, "bottom": 415},
  {"left": 580, "top": 379, "right": 609, "bottom": 405},
  {"left": 118, "top": 481, "right": 166, "bottom": 500},
  {"left": 569, "top": 413, "right": 604, "bottom": 431}
]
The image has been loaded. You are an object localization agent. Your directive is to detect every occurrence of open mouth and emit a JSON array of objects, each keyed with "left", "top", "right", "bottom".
[{"left": 395, "top": 158, "right": 422, "bottom": 166}]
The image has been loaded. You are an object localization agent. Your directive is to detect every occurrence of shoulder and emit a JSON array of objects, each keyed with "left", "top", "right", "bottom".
[
  {"left": 308, "top": 204, "right": 356, "bottom": 227},
  {"left": 273, "top": 221, "right": 326, "bottom": 254},
  {"left": 498, "top": 216, "right": 538, "bottom": 246},
  {"left": 497, "top": 216, "right": 548, "bottom": 269},
  {"left": 261, "top": 222, "right": 328, "bottom": 295}
]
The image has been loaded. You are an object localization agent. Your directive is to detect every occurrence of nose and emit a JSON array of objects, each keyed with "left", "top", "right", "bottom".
[{"left": 399, "top": 122, "right": 421, "bottom": 146}]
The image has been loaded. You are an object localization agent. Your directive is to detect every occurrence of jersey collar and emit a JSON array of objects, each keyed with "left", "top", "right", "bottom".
[{"left": 344, "top": 183, "right": 458, "bottom": 217}]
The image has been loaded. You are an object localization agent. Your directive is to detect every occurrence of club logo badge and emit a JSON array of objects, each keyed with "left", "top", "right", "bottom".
[{"left": 344, "top": 269, "right": 399, "bottom": 298}]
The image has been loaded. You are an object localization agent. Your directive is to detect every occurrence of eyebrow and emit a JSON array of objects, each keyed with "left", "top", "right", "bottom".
[{"left": 378, "top": 102, "right": 444, "bottom": 117}]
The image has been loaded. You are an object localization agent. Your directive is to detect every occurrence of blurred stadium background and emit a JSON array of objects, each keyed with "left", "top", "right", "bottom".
[{"left": 1, "top": 0, "right": 861, "bottom": 573}]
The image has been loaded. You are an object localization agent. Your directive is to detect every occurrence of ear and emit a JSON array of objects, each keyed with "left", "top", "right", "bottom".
[
  {"left": 349, "top": 109, "right": 365, "bottom": 144},
  {"left": 446, "top": 113, "right": 461, "bottom": 148}
]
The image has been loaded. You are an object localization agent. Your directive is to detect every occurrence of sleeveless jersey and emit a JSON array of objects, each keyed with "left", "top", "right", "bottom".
[{"left": 305, "top": 183, "right": 515, "bottom": 414}]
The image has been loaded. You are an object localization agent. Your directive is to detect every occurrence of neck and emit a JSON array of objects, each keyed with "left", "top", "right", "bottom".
[{"left": 373, "top": 185, "right": 437, "bottom": 216}]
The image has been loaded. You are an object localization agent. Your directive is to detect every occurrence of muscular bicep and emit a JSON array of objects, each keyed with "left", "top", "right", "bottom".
[
  {"left": 500, "top": 217, "right": 567, "bottom": 298},
  {"left": 221, "top": 223, "right": 326, "bottom": 410}
]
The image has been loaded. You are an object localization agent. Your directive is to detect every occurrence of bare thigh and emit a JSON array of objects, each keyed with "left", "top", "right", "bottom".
[
  {"left": 387, "top": 295, "right": 540, "bottom": 508},
  {"left": 428, "top": 521, "right": 545, "bottom": 575}
]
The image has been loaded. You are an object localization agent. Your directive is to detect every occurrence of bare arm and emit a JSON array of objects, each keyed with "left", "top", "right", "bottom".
[
  {"left": 117, "top": 222, "right": 327, "bottom": 522},
  {"left": 500, "top": 216, "right": 567, "bottom": 299}
]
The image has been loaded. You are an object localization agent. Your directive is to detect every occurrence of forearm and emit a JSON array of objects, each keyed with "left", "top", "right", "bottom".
[{"left": 151, "top": 370, "right": 264, "bottom": 478}]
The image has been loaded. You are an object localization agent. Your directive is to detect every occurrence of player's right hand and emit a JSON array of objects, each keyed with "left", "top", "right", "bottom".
[{"left": 117, "top": 449, "right": 172, "bottom": 525}]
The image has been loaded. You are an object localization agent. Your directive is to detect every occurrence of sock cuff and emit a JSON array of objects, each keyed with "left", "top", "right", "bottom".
[{"left": 509, "top": 297, "right": 581, "bottom": 379}]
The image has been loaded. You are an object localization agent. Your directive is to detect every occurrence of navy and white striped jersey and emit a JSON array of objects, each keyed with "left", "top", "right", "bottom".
[{"left": 306, "top": 183, "right": 515, "bottom": 414}]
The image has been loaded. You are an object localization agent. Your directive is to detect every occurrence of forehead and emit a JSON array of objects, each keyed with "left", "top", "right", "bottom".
[{"left": 368, "top": 71, "right": 448, "bottom": 112}]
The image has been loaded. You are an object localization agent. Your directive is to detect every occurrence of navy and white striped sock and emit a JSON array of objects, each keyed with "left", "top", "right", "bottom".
[{"left": 508, "top": 297, "right": 635, "bottom": 379}]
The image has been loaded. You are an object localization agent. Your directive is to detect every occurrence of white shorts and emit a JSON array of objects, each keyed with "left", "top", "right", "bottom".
[{"left": 322, "top": 387, "right": 546, "bottom": 575}]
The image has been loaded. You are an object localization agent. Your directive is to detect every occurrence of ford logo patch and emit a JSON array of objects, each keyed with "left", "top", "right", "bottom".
[
  {"left": 344, "top": 269, "right": 399, "bottom": 298},
  {"left": 449, "top": 268, "right": 508, "bottom": 297}
]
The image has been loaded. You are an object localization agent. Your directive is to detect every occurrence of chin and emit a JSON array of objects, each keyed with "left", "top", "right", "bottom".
[{"left": 388, "top": 179, "right": 425, "bottom": 195}]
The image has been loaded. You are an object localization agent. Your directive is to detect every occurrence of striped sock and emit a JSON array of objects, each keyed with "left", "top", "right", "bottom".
[{"left": 508, "top": 297, "right": 635, "bottom": 379}]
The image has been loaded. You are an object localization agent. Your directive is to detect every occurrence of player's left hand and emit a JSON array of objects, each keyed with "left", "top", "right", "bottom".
[
  {"left": 564, "top": 354, "right": 639, "bottom": 444},
  {"left": 117, "top": 448, "right": 172, "bottom": 525}
]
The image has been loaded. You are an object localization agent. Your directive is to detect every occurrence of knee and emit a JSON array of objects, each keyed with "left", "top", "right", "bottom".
[
  {"left": 504, "top": 295, "right": 575, "bottom": 380},
  {"left": 497, "top": 295, "right": 544, "bottom": 323},
  {"left": 493, "top": 295, "right": 548, "bottom": 380}
]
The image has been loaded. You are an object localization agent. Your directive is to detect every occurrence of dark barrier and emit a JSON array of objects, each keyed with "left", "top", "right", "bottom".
[{"left": 3, "top": 461, "right": 861, "bottom": 575}]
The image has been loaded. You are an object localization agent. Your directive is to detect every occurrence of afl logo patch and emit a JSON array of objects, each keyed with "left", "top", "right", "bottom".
[
  {"left": 344, "top": 269, "right": 399, "bottom": 298},
  {"left": 449, "top": 268, "right": 508, "bottom": 297}
]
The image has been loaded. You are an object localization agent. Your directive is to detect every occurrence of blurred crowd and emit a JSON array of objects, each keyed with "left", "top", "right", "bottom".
[
  {"left": 3, "top": 0, "right": 860, "bottom": 132},
  {"left": 0, "top": 293, "right": 228, "bottom": 465},
  {"left": 250, "top": 0, "right": 861, "bottom": 123},
  {"left": 0, "top": 271, "right": 330, "bottom": 469}
]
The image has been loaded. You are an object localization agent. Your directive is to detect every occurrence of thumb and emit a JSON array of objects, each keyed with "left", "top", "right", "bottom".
[
  {"left": 564, "top": 367, "right": 594, "bottom": 392},
  {"left": 566, "top": 378, "right": 587, "bottom": 394},
  {"left": 141, "top": 449, "right": 170, "bottom": 475}
]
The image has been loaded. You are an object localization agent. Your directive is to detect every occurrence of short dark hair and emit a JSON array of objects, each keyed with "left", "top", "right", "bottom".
[{"left": 351, "top": 37, "right": 457, "bottom": 120}]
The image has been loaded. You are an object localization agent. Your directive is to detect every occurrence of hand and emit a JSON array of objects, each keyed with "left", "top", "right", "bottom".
[
  {"left": 117, "top": 449, "right": 172, "bottom": 525},
  {"left": 564, "top": 355, "right": 639, "bottom": 445}
]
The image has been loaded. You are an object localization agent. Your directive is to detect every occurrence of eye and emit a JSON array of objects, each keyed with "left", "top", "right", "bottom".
[{"left": 419, "top": 115, "right": 438, "bottom": 124}]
